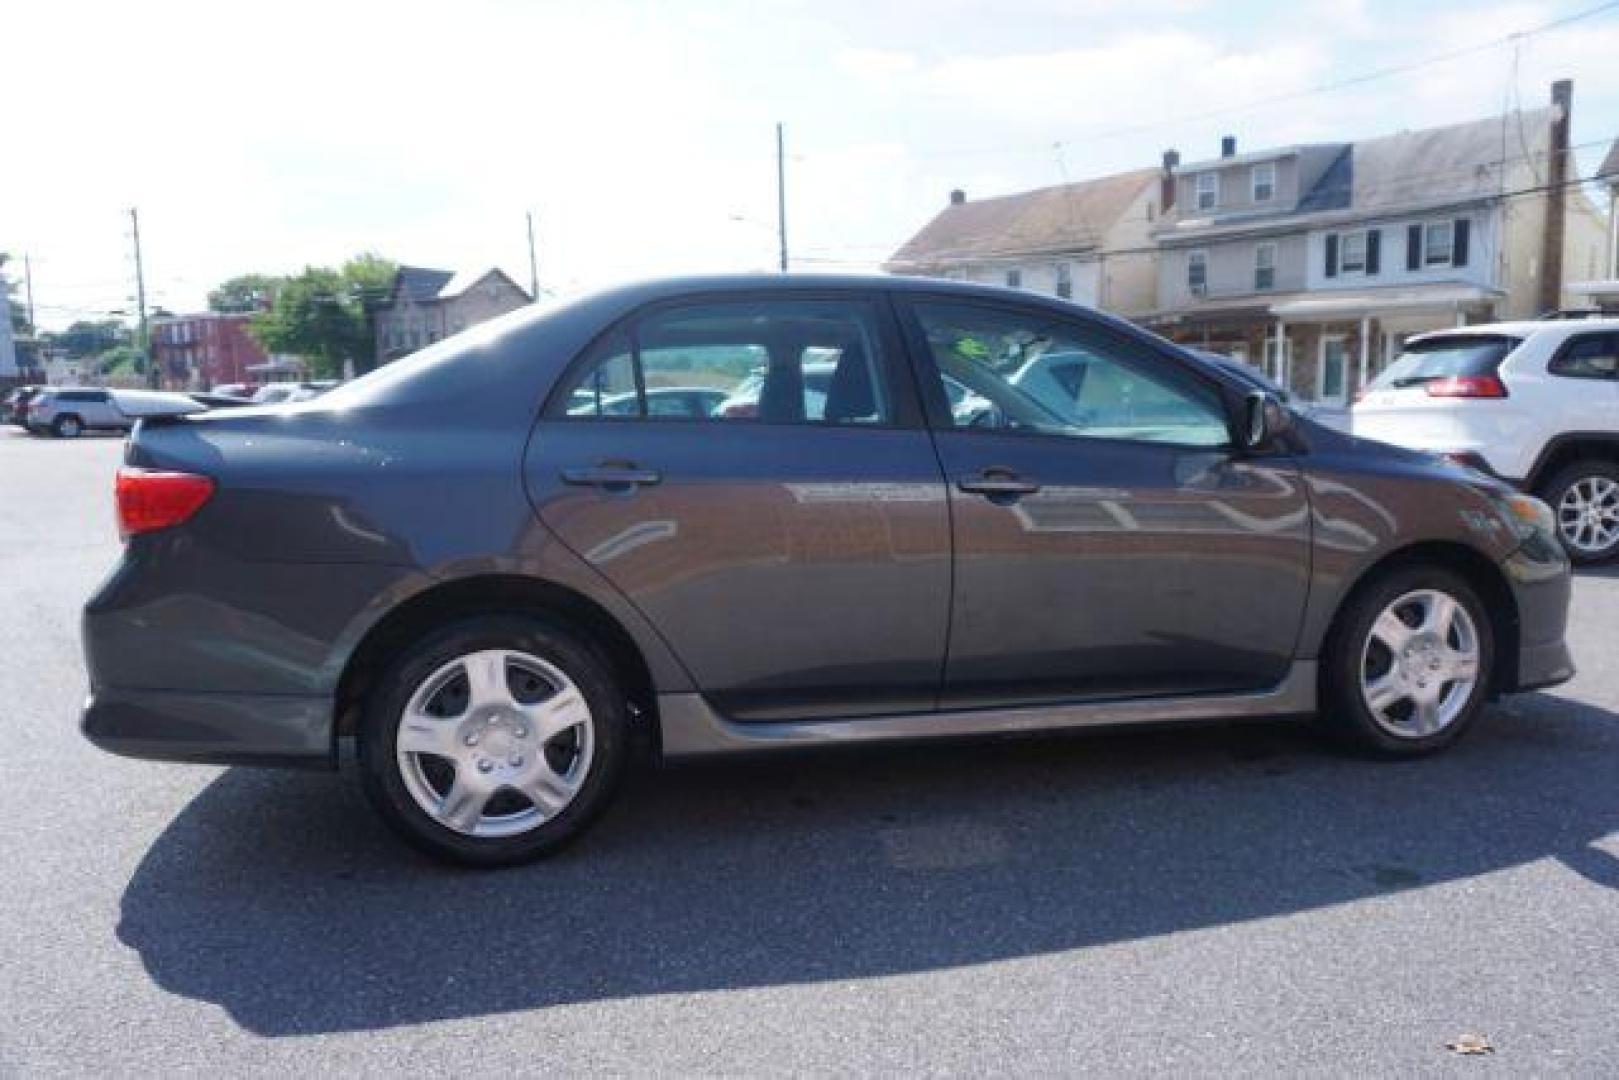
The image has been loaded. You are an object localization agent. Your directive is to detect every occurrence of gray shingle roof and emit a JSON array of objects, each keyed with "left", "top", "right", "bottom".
[
  {"left": 1599, "top": 140, "right": 1619, "bottom": 183},
  {"left": 394, "top": 266, "right": 455, "bottom": 303},
  {"left": 1339, "top": 108, "right": 1552, "bottom": 215}
]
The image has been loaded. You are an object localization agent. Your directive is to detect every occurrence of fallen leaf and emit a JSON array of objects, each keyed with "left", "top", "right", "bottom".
[{"left": 1446, "top": 1033, "right": 1495, "bottom": 1056}]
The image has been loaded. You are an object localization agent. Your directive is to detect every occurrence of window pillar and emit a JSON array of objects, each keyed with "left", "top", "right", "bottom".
[{"left": 1358, "top": 315, "right": 1371, "bottom": 392}]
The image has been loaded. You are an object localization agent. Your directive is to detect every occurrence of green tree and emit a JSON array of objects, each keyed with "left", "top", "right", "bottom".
[
  {"left": 97, "top": 344, "right": 146, "bottom": 376},
  {"left": 208, "top": 273, "right": 283, "bottom": 314},
  {"left": 249, "top": 255, "right": 395, "bottom": 380},
  {"left": 42, "top": 319, "right": 127, "bottom": 358}
]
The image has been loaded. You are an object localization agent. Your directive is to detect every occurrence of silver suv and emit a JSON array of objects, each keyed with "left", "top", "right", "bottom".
[{"left": 26, "top": 388, "right": 132, "bottom": 438}]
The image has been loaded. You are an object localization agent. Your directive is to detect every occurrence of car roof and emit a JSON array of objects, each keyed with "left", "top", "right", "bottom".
[{"left": 1410, "top": 317, "right": 1619, "bottom": 345}]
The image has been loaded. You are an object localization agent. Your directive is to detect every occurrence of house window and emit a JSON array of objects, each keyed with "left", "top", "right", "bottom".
[
  {"left": 1340, "top": 230, "right": 1368, "bottom": 274},
  {"left": 1195, "top": 172, "right": 1218, "bottom": 211},
  {"left": 1187, "top": 251, "right": 1208, "bottom": 294},
  {"left": 1255, "top": 243, "right": 1276, "bottom": 291},
  {"left": 1251, "top": 162, "right": 1275, "bottom": 203},
  {"left": 1005, "top": 268, "right": 1022, "bottom": 289},
  {"left": 1055, "top": 262, "right": 1072, "bottom": 300},
  {"left": 1424, "top": 221, "right": 1454, "bottom": 266}
]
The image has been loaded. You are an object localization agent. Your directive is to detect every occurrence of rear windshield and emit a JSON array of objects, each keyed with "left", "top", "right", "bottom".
[{"left": 1368, "top": 335, "right": 1520, "bottom": 390}]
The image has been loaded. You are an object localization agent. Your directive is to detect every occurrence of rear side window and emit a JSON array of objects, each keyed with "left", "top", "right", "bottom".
[
  {"left": 58, "top": 390, "right": 108, "bottom": 403},
  {"left": 557, "top": 299, "right": 892, "bottom": 425},
  {"left": 1368, "top": 335, "right": 1519, "bottom": 390},
  {"left": 1549, "top": 333, "right": 1619, "bottom": 380}
]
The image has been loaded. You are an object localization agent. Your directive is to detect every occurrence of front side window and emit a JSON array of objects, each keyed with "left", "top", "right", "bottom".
[
  {"left": 1549, "top": 333, "right": 1619, "bottom": 380},
  {"left": 911, "top": 302, "right": 1230, "bottom": 448},
  {"left": 1195, "top": 172, "right": 1218, "bottom": 211},
  {"left": 559, "top": 299, "right": 891, "bottom": 425},
  {"left": 1255, "top": 243, "right": 1277, "bottom": 291},
  {"left": 1340, "top": 231, "right": 1368, "bottom": 274},
  {"left": 1251, "top": 162, "right": 1275, "bottom": 202},
  {"left": 1424, "top": 221, "right": 1454, "bottom": 266},
  {"left": 1187, "top": 251, "right": 1208, "bottom": 292}
]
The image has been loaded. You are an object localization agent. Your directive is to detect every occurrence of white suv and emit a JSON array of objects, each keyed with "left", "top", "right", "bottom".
[{"left": 1352, "top": 317, "right": 1619, "bottom": 563}]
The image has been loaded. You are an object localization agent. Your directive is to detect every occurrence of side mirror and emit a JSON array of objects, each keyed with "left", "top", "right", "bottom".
[{"left": 1242, "top": 390, "right": 1293, "bottom": 450}]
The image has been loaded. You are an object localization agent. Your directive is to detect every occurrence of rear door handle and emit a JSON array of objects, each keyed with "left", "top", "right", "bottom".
[
  {"left": 561, "top": 465, "right": 663, "bottom": 488},
  {"left": 957, "top": 469, "right": 1041, "bottom": 497}
]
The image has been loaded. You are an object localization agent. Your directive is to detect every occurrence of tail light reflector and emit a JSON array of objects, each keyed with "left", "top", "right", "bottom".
[
  {"left": 1425, "top": 375, "right": 1507, "bottom": 399},
  {"left": 115, "top": 467, "right": 215, "bottom": 539}
]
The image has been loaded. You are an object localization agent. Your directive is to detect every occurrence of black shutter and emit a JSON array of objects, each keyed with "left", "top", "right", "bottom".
[
  {"left": 1325, "top": 234, "right": 1339, "bottom": 278},
  {"left": 1366, "top": 229, "right": 1381, "bottom": 275},
  {"left": 1453, "top": 218, "right": 1470, "bottom": 267},
  {"left": 1407, "top": 224, "right": 1422, "bottom": 270}
]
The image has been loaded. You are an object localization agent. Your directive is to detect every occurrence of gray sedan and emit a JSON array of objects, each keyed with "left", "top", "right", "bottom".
[{"left": 81, "top": 274, "right": 1573, "bottom": 865}]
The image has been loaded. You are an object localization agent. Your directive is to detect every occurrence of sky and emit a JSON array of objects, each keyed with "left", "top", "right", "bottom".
[{"left": 5, "top": 0, "right": 1619, "bottom": 329}]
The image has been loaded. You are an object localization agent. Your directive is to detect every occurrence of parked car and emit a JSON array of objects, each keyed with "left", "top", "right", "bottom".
[
  {"left": 251, "top": 384, "right": 298, "bottom": 405},
  {"left": 1186, "top": 349, "right": 1294, "bottom": 403},
  {"left": 1351, "top": 318, "right": 1619, "bottom": 563},
  {"left": 569, "top": 387, "right": 729, "bottom": 418},
  {"left": 26, "top": 387, "right": 132, "bottom": 437},
  {"left": 82, "top": 275, "right": 1573, "bottom": 866},
  {"left": 211, "top": 383, "right": 256, "bottom": 399},
  {"left": 186, "top": 392, "right": 256, "bottom": 410},
  {"left": 3, "top": 385, "right": 43, "bottom": 428},
  {"left": 716, "top": 361, "right": 837, "bottom": 419}
]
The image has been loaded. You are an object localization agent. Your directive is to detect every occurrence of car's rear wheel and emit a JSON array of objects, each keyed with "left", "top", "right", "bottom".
[
  {"left": 52, "top": 414, "right": 83, "bottom": 439},
  {"left": 1320, "top": 565, "right": 1493, "bottom": 756},
  {"left": 357, "top": 615, "right": 628, "bottom": 866},
  {"left": 1540, "top": 460, "right": 1619, "bottom": 564}
]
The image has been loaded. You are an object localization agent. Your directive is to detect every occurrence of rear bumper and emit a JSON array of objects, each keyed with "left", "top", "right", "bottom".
[{"left": 81, "top": 686, "right": 335, "bottom": 769}]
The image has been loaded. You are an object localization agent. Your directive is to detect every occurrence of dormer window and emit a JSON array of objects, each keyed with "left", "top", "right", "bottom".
[
  {"left": 1195, "top": 173, "right": 1218, "bottom": 211},
  {"left": 1251, "top": 162, "right": 1275, "bottom": 203}
]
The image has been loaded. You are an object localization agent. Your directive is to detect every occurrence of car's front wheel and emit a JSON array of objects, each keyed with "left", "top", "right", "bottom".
[
  {"left": 1540, "top": 460, "right": 1619, "bottom": 564},
  {"left": 358, "top": 615, "right": 628, "bottom": 866},
  {"left": 1320, "top": 566, "right": 1493, "bottom": 756},
  {"left": 52, "top": 414, "right": 83, "bottom": 438}
]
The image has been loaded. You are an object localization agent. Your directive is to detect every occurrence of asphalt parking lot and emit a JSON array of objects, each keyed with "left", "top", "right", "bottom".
[{"left": 2, "top": 426, "right": 1617, "bottom": 1076}]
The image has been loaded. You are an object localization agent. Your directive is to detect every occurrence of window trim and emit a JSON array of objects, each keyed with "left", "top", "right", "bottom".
[
  {"left": 1422, "top": 220, "right": 1455, "bottom": 267},
  {"left": 541, "top": 289, "right": 924, "bottom": 431},
  {"left": 893, "top": 292, "right": 1243, "bottom": 452},
  {"left": 1195, "top": 172, "right": 1218, "bottom": 211},
  {"left": 1187, "top": 250, "right": 1209, "bottom": 293},
  {"left": 1251, "top": 162, "right": 1276, "bottom": 203},
  {"left": 1338, "top": 229, "right": 1369, "bottom": 275},
  {"left": 1254, "top": 242, "right": 1277, "bottom": 291}
]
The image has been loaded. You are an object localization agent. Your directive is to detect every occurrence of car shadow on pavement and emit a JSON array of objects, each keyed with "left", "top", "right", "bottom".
[{"left": 117, "top": 695, "right": 1619, "bottom": 1036}]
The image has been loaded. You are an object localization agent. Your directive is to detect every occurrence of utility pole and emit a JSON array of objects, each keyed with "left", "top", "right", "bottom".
[
  {"left": 526, "top": 210, "right": 540, "bottom": 301},
  {"left": 776, "top": 122, "right": 788, "bottom": 273},
  {"left": 23, "top": 253, "right": 35, "bottom": 331},
  {"left": 130, "top": 207, "right": 153, "bottom": 387}
]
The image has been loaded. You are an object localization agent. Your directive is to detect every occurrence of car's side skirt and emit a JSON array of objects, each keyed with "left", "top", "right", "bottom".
[{"left": 658, "top": 661, "right": 1317, "bottom": 758}]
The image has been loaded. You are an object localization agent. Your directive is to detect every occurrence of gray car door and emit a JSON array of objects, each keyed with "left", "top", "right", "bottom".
[
  {"left": 525, "top": 292, "right": 951, "bottom": 722},
  {"left": 898, "top": 296, "right": 1312, "bottom": 709}
]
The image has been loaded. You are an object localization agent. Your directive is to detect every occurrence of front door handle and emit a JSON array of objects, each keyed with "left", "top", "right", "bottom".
[
  {"left": 957, "top": 468, "right": 1041, "bottom": 497},
  {"left": 561, "top": 464, "right": 663, "bottom": 488}
]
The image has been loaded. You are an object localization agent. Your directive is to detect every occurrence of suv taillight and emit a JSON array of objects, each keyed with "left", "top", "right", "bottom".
[
  {"left": 115, "top": 467, "right": 215, "bottom": 539},
  {"left": 1425, "top": 375, "right": 1508, "bottom": 399}
]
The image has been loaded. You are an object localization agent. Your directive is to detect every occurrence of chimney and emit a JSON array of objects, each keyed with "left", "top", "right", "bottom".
[
  {"left": 1161, "top": 149, "right": 1180, "bottom": 213},
  {"left": 1539, "top": 79, "right": 1572, "bottom": 314},
  {"left": 949, "top": 189, "right": 967, "bottom": 206},
  {"left": 1221, "top": 135, "right": 1237, "bottom": 158}
]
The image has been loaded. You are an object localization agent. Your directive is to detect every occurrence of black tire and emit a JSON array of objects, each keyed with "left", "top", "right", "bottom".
[
  {"left": 357, "top": 614, "right": 629, "bottom": 867},
  {"left": 1537, "top": 459, "right": 1619, "bottom": 565},
  {"left": 51, "top": 414, "right": 83, "bottom": 439},
  {"left": 1318, "top": 564, "right": 1494, "bottom": 757}
]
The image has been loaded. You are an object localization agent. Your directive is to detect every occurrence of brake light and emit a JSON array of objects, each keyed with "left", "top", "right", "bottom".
[
  {"left": 115, "top": 467, "right": 215, "bottom": 539},
  {"left": 1425, "top": 375, "right": 1507, "bottom": 398}
]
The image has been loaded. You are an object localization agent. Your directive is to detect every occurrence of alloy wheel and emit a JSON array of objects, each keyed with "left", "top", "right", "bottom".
[
  {"left": 1556, "top": 475, "right": 1619, "bottom": 556},
  {"left": 394, "top": 648, "right": 594, "bottom": 837},
  {"left": 1358, "top": 588, "right": 1481, "bottom": 739}
]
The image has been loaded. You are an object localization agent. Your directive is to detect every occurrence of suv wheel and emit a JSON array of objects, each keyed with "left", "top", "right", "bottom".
[
  {"left": 1320, "top": 566, "right": 1493, "bottom": 756},
  {"left": 358, "top": 615, "right": 629, "bottom": 866},
  {"left": 52, "top": 414, "right": 83, "bottom": 439},
  {"left": 1540, "top": 460, "right": 1619, "bottom": 564}
]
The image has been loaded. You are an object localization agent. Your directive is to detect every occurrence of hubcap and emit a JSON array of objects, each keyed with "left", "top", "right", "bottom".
[
  {"left": 395, "top": 649, "right": 594, "bottom": 838},
  {"left": 1359, "top": 589, "right": 1480, "bottom": 739},
  {"left": 1557, "top": 476, "right": 1619, "bottom": 554}
]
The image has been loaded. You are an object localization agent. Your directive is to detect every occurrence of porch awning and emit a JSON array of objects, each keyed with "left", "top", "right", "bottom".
[{"left": 1268, "top": 284, "right": 1500, "bottom": 323}]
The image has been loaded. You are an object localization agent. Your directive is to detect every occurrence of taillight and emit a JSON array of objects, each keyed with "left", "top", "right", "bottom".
[
  {"left": 115, "top": 467, "right": 215, "bottom": 539},
  {"left": 1425, "top": 375, "right": 1507, "bottom": 399}
]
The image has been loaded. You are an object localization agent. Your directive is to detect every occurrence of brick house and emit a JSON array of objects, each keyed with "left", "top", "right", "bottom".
[{"left": 149, "top": 311, "right": 271, "bottom": 390}]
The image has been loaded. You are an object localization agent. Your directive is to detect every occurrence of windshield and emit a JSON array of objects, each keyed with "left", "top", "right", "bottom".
[{"left": 1369, "top": 335, "right": 1520, "bottom": 390}]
